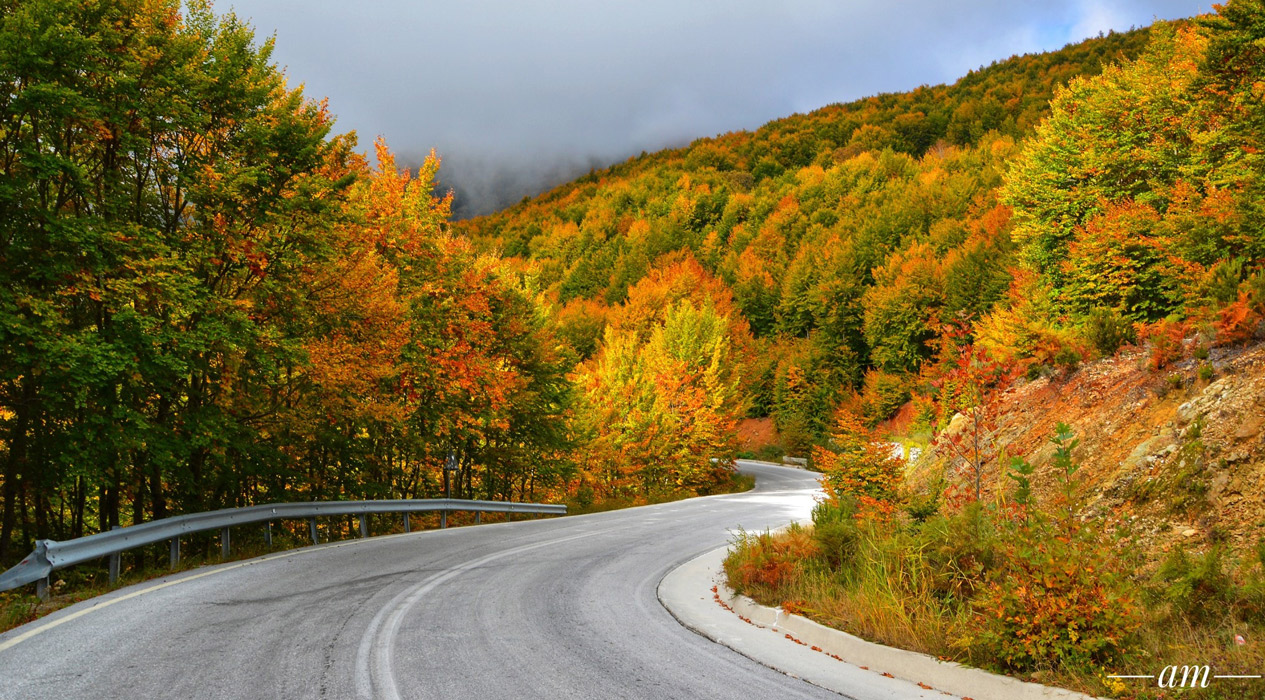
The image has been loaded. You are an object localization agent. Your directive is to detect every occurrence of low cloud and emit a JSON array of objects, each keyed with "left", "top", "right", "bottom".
[{"left": 229, "top": 0, "right": 1211, "bottom": 217}]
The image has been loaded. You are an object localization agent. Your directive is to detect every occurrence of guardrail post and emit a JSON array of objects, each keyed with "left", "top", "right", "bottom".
[
  {"left": 221, "top": 527, "right": 231, "bottom": 559},
  {"left": 169, "top": 537, "right": 180, "bottom": 569},
  {"left": 309, "top": 518, "right": 318, "bottom": 545},
  {"left": 475, "top": 511, "right": 481, "bottom": 524},
  {"left": 109, "top": 525, "right": 121, "bottom": 584},
  {"left": 35, "top": 576, "right": 49, "bottom": 601},
  {"left": 265, "top": 521, "right": 272, "bottom": 548},
  {"left": 403, "top": 513, "right": 411, "bottom": 533},
  {"left": 440, "top": 509, "right": 447, "bottom": 529},
  {"left": 358, "top": 515, "right": 368, "bottom": 538}
]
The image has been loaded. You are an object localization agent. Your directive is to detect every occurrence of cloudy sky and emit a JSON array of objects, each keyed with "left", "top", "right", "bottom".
[{"left": 224, "top": 0, "right": 1211, "bottom": 217}]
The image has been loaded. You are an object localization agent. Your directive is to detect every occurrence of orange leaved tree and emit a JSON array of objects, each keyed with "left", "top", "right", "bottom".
[{"left": 813, "top": 410, "right": 905, "bottom": 514}]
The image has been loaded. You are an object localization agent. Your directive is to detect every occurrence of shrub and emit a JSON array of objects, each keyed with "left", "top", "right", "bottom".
[
  {"left": 811, "top": 499, "right": 863, "bottom": 570},
  {"left": 813, "top": 410, "right": 905, "bottom": 512},
  {"left": 0, "top": 592, "right": 41, "bottom": 632},
  {"left": 811, "top": 497, "right": 857, "bottom": 524},
  {"left": 755, "top": 444, "right": 786, "bottom": 462},
  {"left": 1024, "top": 325, "right": 1090, "bottom": 371},
  {"left": 777, "top": 416, "right": 816, "bottom": 459},
  {"left": 1025, "top": 362, "right": 1052, "bottom": 381},
  {"left": 1052, "top": 345, "right": 1083, "bottom": 373},
  {"left": 1084, "top": 307, "right": 1136, "bottom": 357},
  {"left": 973, "top": 425, "right": 1141, "bottom": 671},
  {"left": 725, "top": 525, "right": 818, "bottom": 593},
  {"left": 1249, "top": 267, "right": 1265, "bottom": 309},
  {"left": 973, "top": 523, "right": 1142, "bottom": 671},
  {"left": 1202, "top": 257, "right": 1247, "bottom": 305},
  {"left": 1213, "top": 291, "right": 1262, "bottom": 347},
  {"left": 1154, "top": 547, "right": 1237, "bottom": 622},
  {"left": 911, "top": 394, "right": 938, "bottom": 432},
  {"left": 1146, "top": 540, "right": 1265, "bottom": 626},
  {"left": 575, "top": 485, "right": 595, "bottom": 510},
  {"left": 1140, "top": 316, "right": 1188, "bottom": 370},
  {"left": 861, "top": 370, "right": 911, "bottom": 425},
  {"left": 904, "top": 489, "right": 941, "bottom": 523},
  {"left": 919, "top": 503, "right": 1002, "bottom": 603}
]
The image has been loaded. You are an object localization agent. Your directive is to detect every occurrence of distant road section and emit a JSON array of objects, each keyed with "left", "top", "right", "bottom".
[{"left": 0, "top": 463, "right": 849, "bottom": 699}]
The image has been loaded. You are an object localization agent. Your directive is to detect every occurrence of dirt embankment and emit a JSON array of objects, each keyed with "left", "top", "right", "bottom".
[
  {"left": 916, "top": 340, "right": 1265, "bottom": 560},
  {"left": 736, "top": 417, "right": 779, "bottom": 451}
]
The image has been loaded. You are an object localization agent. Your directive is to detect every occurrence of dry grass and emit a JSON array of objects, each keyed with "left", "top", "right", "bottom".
[
  {"left": 725, "top": 519, "right": 1265, "bottom": 699},
  {"left": 726, "top": 524, "right": 963, "bottom": 658}
]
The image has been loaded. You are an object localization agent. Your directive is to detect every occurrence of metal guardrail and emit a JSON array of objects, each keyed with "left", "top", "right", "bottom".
[{"left": 0, "top": 498, "right": 566, "bottom": 597}]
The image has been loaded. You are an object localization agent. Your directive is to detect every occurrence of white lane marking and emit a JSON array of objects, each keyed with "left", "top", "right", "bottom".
[
  {"left": 353, "top": 528, "right": 614, "bottom": 700},
  {"left": 0, "top": 538, "right": 371, "bottom": 654}
]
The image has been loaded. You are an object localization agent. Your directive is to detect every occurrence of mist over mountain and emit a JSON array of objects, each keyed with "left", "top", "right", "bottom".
[
  {"left": 227, "top": 0, "right": 1210, "bottom": 219},
  {"left": 430, "top": 151, "right": 638, "bottom": 220}
]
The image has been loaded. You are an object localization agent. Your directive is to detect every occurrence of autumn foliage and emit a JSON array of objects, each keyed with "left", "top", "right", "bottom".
[
  {"left": 579, "top": 255, "right": 749, "bottom": 498},
  {"left": 6, "top": 0, "right": 1265, "bottom": 583},
  {"left": 813, "top": 411, "right": 904, "bottom": 513},
  {"left": 0, "top": 1, "right": 575, "bottom": 561}
]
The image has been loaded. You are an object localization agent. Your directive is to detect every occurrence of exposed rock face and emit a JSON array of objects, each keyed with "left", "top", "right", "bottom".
[{"left": 915, "top": 341, "right": 1265, "bottom": 560}]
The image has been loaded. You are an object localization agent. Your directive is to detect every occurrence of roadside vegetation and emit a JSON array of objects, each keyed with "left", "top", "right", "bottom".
[
  {"left": 711, "top": 2, "right": 1265, "bottom": 695},
  {"left": 726, "top": 420, "right": 1265, "bottom": 699},
  {"left": 566, "top": 471, "right": 755, "bottom": 515}
]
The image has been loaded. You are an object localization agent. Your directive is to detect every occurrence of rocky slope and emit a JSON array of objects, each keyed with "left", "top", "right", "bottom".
[{"left": 915, "top": 339, "right": 1265, "bottom": 562}]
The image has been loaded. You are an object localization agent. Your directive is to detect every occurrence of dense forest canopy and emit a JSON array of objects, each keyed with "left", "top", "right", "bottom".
[
  {"left": 3, "top": 0, "right": 1265, "bottom": 569},
  {"left": 455, "top": 23, "right": 1155, "bottom": 449},
  {"left": 459, "top": 3, "right": 1265, "bottom": 463},
  {"left": 0, "top": 0, "right": 574, "bottom": 563}
]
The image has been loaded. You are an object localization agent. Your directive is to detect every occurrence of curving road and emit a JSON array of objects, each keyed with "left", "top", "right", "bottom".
[{"left": 0, "top": 463, "right": 891, "bottom": 699}]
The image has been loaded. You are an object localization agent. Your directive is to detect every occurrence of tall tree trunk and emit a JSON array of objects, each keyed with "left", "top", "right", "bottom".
[
  {"left": 100, "top": 447, "right": 121, "bottom": 532},
  {"left": 0, "top": 382, "right": 35, "bottom": 562},
  {"left": 132, "top": 466, "right": 147, "bottom": 568},
  {"left": 73, "top": 475, "right": 86, "bottom": 538},
  {"left": 0, "top": 449, "right": 19, "bottom": 562},
  {"left": 99, "top": 483, "right": 112, "bottom": 531},
  {"left": 185, "top": 368, "right": 207, "bottom": 513},
  {"left": 0, "top": 436, "right": 22, "bottom": 561},
  {"left": 147, "top": 396, "right": 169, "bottom": 521},
  {"left": 17, "top": 476, "right": 30, "bottom": 553}
]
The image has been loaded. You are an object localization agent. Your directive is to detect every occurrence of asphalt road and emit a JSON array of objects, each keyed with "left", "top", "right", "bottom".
[{"left": 0, "top": 462, "right": 861, "bottom": 699}]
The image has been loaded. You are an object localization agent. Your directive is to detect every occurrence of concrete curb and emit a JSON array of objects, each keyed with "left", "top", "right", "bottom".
[{"left": 659, "top": 546, "right": 1105, "bottom": 700}]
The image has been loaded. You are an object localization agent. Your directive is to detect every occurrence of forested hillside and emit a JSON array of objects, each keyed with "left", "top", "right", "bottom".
[
  {"left": 5, "top": 0, "right": 1265, "bottom": 589},
  {"left": 456, "top": 25, "right": 1174, "bottom": 455},
  {"left": 459, "top": 0, "right": 1265, "bottom": 532},
  {"left": 691, "top": 4, "right": 1265, "bottom": 692}
]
